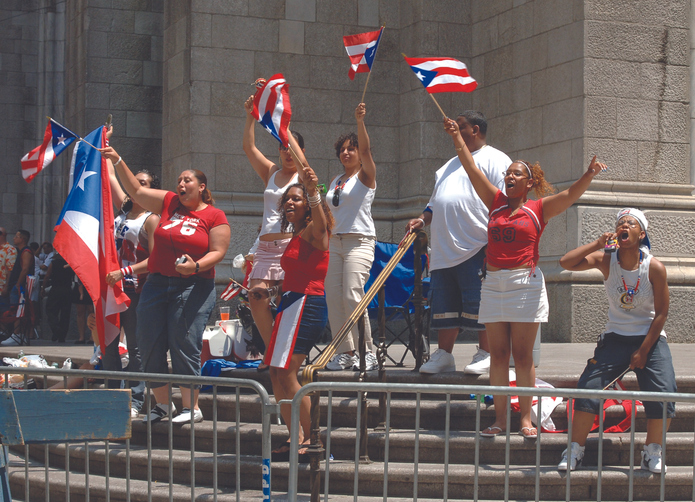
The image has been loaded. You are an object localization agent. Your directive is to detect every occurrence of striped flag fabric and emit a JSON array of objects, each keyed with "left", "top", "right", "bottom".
[
  {"left": 221, "top": 281, "right": 242, "bottom": 301},
  {"left": 263, "top": 292, "right": 306, "bottom": 369},
  {"left": 343, "top": 27, "right": 384, "bottom": 80},
  {"left": 252, "top": 74, "right": 292, "bottom": 147},
  {"left": 21, "top": 119, "right": 78, "bottom": 183},
  {"left": 404, "top": 56, "right": 478, "bottom": 93},
  {"left": 53, "top": 125, "right": 130, "bottom": 351}
]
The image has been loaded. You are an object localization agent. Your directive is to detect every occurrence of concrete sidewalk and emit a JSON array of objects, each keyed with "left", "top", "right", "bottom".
[{"left": 1, "top": 339, "right": 693, "bottom": 389}]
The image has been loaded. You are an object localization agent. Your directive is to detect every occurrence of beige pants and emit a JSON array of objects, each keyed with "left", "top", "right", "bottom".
[{"left": 325, "top": 234, "right": 375, "bottom": 354}]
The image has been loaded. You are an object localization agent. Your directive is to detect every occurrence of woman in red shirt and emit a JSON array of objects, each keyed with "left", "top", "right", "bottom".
[
  {"left": 100, "top": 146, "right": 230, "bottom": 425},
  {"left": 250, "top": 136, "right": 333, "bottom": 461},
  {"left": 443, "top": 117, "right": 607, "bottom": 439}
]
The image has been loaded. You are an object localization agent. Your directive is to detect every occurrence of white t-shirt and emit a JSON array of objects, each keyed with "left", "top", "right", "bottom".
[
  {"left": 261, "top": 170, "right": 298, "bottom": 236},
  {"left": 325, "top": 175, "right": 376, "bottom": 236},
  {"left": 427, "top": 145, "right": 510, "bottom": 271}
]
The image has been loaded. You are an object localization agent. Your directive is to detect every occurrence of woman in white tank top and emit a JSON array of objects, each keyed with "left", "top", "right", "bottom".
[
  {"left": 324, "top": 103, "right": 378, "bottom": 371},
  {"left": 243, "top": 94, "right": 306, "bottom": 360},
  {"left": 558, "top": 208, "right": 675, "bottom": 473}
]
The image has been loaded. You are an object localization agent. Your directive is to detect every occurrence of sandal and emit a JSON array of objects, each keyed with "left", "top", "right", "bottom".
[
  {"left": 257, "top": 362, "right": 269, "bottom": 372},
  {"left": 297, "top": 440, "right": 318, "bottom": 464},
  {"left": 271, "top": 440, "right": 291, "bottom": 462},
  {"left": 480, "top": 426, "right": 505, "bottom": 437},
  {"left": 519, "top": 426, "right": 538, "bottom": 439}
]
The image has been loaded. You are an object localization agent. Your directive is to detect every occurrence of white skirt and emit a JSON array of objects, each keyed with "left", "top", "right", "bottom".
[{"left": 478, "top": 268, "right": 549, "bottom": 323}]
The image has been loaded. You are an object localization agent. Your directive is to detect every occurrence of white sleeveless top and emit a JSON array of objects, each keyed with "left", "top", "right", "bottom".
[
  {"left": 114, "top": 211, "right": 151, "bottom": 291},
  {"left": 261, "top": 170, "right": 298, "bottom": 236},
  {"left": 325, "top": 174, "right": 376, "bottom": 236},
  {"left": 604, "top": 251, "right": 665, "bottom": 337}
]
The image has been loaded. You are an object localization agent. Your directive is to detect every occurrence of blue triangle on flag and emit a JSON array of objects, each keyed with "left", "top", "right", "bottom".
[
  {"left": 413, "top": 67, "right": 437, "bottom": 89},
  {"left": 260, "top": 111, "right": 282, "bottom": 144}
]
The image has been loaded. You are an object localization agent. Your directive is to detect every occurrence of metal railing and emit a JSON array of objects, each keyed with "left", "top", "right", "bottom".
[
  {"left": 1, "top": 367, "right": 276, "bottom": 502},
  {"left": 287, "top": 381, "right": 692, "bottom": 502}
]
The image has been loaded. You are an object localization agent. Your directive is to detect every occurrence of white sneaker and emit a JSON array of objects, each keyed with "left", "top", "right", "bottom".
[
  {"left": 641, "top": 443, "right": 667, "bottom": 473},
  {"left": 171, "top": 407, "right": 204, "bottom": 424},
  {"left": 557, "top": 442, "right": 585, "bottom": 471},
  {"left": 419, "top": 348, "right": 456, "bottom": 374},
  {"left": 352, "top": 351, "right": 378, "bottom": 371},
  {"left": 1, "top": 334, "right": 22, "bottom": 346},
  {"left": 326, "top": 353, "right": 359, "bottom": 371},
  {"left": 142, "top": 403, "right": 177, "bottom": 423},
  {"left": 464, "top": 346, "right": 490, "bottom": 374}
]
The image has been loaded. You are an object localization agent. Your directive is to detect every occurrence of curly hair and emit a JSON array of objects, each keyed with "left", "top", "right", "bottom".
[
  {"left": 278, "top": 183, "right": 334, "bottom": 235},
  {"left": 334, "top": 132, "right": 358, "bottom": 158},
  {"left": 516, "top": 160, "right": 556, "bottom": 198}
]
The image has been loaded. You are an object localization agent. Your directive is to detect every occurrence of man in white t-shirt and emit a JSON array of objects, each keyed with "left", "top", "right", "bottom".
[{"left": 407, "top": 111, "right": 510, "bottom": 374}]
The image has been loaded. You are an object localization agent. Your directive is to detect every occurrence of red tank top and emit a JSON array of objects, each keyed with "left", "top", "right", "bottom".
[
  {"left": 486, "top": 191, "right": 546, "bottom": 269},
  {"left": 280, "top": 235, "right": 329, "bottom": 295}
]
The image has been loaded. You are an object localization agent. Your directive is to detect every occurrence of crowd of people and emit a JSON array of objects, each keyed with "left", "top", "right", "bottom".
[{"left": 0, "top": 104, "right": 674, "bottom": 472}]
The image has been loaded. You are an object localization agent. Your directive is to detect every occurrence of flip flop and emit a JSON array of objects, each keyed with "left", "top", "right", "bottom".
[
  {"left": 519, "top": 426, "right": 538, "bottom": 439},
  {"left": 480, "top": 426, "right": 505, "bottom": 437},
  {"left": 271, "top": 440, "right": 291, "bottom": 462}
]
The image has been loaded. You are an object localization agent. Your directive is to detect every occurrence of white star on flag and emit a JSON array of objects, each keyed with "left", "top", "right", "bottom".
[
  {"left": 77, "top": 170, "right": 97, "bottom": 190},
  {"left": 57, "top": 134, "right": 67, "bottom": 145},
  {"left": 416, "top": 71, "right": 425, "bottom": 81}
]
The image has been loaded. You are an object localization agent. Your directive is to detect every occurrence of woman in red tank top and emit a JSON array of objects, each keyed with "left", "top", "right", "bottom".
[
  {"left": 443, "top": 117, "right": 607, "bottom": 439},
  {"left": 250, "top": 138, "right": 334, "bottom": 462}
]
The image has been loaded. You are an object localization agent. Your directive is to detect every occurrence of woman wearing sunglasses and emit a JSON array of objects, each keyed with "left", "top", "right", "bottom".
[
  {"left": 324, "top": 103, "right": 378, "bottom": 371},
  {"left": 243, "top": 95, "right": 305, "bottom": 367}
]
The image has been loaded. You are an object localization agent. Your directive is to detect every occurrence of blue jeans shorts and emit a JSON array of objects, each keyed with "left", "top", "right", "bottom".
[
  {"left": 429, "top": 247, "right": 486, "bottom": 331},
  {"left": 136, "top": 273, "right": 216, "bottom": 389},
  {"left": 574, "top": 333, "right": 676, "bottom": 419}
]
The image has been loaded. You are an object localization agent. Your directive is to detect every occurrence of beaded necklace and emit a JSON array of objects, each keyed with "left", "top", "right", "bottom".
[{"left": 617, "top": 250, "right": 643, "bottom": 303}]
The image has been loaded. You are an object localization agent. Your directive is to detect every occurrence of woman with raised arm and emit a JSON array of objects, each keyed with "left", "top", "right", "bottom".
[
  {"left": 557, "top": 208, "right": 674, "bottom": 473},
  {"left": 243, "top": 95, "right": 305, "bottom": 368},
  {"left": 250, "top": 133, "right": 333, "bottom": 462},
  {"left": 442, "top": 117, "right": 607, "bottom": 439},
  {"left": 101, "top": 127, "right": 161, "bottom": 418},
  {"left": 323, "top": 103, "right": 378, "bottom": 371},
  {"left": 99, "top": 145, "right": 230, "bottom": 425}
]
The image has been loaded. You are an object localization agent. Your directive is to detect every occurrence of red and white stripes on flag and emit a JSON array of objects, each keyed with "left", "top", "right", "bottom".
[
  {"left": 252, "top": 74, "right": 292, "bottom": 147},
  {"left": 263, "top": 293, "right": 306, "bottom": 370},
  {"left": 21, "top": 119, "right": 78, "bottom": 183},
  {"left": 404, "top": 56, "right": 478, "bottom": 93},
  {"left": 15, "top": 276, "right": 36, "bottom": 318},
  {"left": 343, "top": 27, "right": 384, "bottom": 80},
  {"left": 221, "top": 281, "right": 242, "bottom": 301}
]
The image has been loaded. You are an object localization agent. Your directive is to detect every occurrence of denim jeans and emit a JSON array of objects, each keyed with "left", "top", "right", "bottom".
[{"left": 136, "top": 273, "right": 216, "bottom": 389}]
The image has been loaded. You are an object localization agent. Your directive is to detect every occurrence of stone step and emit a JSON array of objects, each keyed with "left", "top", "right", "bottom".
[
  {"left": 127, "top": 418, "right": 694, "bottom": 467},
  {"left": 187, "top": 392, "right": 695, "bottom": 434},
  {"left": 14, "top": 445, "right": 693, "bottom": 500}
]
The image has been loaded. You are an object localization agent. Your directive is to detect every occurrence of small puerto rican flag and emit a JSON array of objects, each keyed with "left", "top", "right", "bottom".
[{"left": 221, "top": 280, "right": 242, "bottom": 301}]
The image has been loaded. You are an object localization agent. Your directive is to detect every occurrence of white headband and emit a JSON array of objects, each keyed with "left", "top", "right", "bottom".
[{"left": 518, "top": 160, "right": 533, "bottom": 179}]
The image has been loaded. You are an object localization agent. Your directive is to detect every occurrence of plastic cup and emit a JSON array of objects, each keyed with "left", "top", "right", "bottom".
[{"left": 220, "top": 306, "right": 230, "bottom": 321}]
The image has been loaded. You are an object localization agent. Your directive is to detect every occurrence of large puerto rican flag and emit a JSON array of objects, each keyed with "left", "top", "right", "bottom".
[
  {"left": 343, "top": 27, "right": 384, "bottom": 80},
  {"left": 404, "top": 56, "right": 478, "bottom": 93},
  {"left": 53, "top": 125, "right": 129, "bottom": 351},
  {"left": 252, "top": 74, "right": 292, "bottom": 147},
  {"left": 21, "top": 118, "right": 79, "bottom": 183}
]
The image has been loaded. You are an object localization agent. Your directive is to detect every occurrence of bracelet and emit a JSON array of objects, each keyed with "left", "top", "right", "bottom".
[
  {"left": 119, "top": 266, "right": 133, "bottom": 276},
  {"left": 308, "top": 192, "right": 321, "bottom": 208},
  {"left": 416, "top": 218, "right": 426, "bottom": 227},
  {"left": 195, "top": 262, "right": 200, "bottom": 274},
  {"left": 114, "top": 156, "right": 122, "bottom": 166},
  {"left": 455, "top": 146, "right": 464, "bottom": 152}
]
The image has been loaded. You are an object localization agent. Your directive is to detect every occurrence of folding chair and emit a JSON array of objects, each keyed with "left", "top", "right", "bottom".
[{"left": 366, "top": 240, "right": 429, "bottom": 367}]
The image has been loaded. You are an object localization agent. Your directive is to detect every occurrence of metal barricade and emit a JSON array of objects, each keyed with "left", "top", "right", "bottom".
[
  {"left": 1, "top": 366, "right": 277, "bottom": 502},
  {"left": 286, "top": 381, "right": 693, "bottom": 502}
]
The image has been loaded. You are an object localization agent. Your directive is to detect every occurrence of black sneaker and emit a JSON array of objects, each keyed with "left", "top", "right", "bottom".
[{"left": 142, "top": 403, "right": 177, "bottom": 423}]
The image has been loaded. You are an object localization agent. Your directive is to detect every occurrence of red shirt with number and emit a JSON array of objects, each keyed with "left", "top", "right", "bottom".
[
  {"left": 148, "top": 192, "right": 229, "bottom": 279},
  {"left": 486, "top": 191, "right": 546, "bottom": 269}
]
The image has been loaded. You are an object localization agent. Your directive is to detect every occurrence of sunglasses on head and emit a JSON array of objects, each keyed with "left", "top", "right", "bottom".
[{"left": 279, "top": 145, "right": 289, "bottom": 152}]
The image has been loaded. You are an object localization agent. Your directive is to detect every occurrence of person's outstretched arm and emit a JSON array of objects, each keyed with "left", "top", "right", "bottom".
[
  {"left": 242, "top": 95, "right": 278, "bottom": 186},
  {"left": 355, "top": 103, "right": 376, "bottom": 189}
]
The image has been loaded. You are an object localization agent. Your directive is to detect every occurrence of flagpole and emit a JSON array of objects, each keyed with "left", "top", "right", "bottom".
[
  {"left": 428, "top": 94, "right": 448, "bottom": 119},
  {"left": 46, "top": 116, "right": 101, "bottom": 152},
  {"left": 360, "top": 72, "right": 372, "bottom": 103}
]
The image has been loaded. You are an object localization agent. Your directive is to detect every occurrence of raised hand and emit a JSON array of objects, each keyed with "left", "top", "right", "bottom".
[
  {"left": 244, "top": 95, "right": 255, "bottom": 115},
  {"left": 586, "top": 155, "right": 608, "bottom": 178},
  {"left": 355, "top": 102, "right": 366, "bottom": 122}
]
